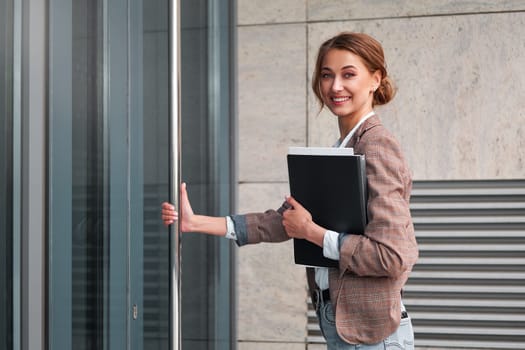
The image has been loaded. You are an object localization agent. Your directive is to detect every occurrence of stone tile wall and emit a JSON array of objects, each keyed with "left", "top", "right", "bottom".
[{"left": 236, "top": 1, "right": 525, "bottom": 349}]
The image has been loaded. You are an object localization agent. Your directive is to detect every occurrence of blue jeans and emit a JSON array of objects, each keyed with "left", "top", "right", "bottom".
[{"left": 317, "top": 301, "right": 415, "bottom": 350}]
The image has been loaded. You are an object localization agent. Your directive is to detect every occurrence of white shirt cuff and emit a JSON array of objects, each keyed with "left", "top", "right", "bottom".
[
  {"left": 224, "top": 216, "right": 237, "bottom": 240},
  {"left": 323, "top": 230, "right": 340, "bottom": 260}
]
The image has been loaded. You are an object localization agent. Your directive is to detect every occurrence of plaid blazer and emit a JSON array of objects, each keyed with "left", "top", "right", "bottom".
[{"left": 232, "top": 115, "right": 419, "bottom": 344}]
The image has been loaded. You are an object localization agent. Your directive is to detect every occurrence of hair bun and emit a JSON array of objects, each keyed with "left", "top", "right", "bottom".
[{"left": 374, "top": 76, "right": 396, "bottom": 106}]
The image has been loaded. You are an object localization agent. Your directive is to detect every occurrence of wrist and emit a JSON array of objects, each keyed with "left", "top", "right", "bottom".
[
  {"left": 305, "top": 221, "right": 326, "bottom": 247},
  {"left": 185, "top": 214, "right": 199, "bottom": 232}
]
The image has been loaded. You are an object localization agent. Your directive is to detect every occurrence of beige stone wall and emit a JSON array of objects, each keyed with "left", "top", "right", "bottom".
[{"left": 236, "top": 1, "right": 525, "bottom": 349}]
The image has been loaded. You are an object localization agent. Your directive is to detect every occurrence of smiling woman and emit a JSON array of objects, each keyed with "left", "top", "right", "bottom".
[{"left": 161, "top": 31, "right": 418, "bottom": 350}]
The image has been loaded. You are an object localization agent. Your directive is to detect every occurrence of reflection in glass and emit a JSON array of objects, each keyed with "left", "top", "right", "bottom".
[
  {"left": 180, "top": 0, "right": 234, "bottom": 349},
  {"left": 142, "top": 0, "right": 170, "bottom": 347},
  {"left": 47, "top": 0, "right": 233, "bottom": 348},
  {"left": 0, "top": 0, "right": 14, "bottom": 349},
  {"left": 142, "top": 0, "right": 234, "bottom": 349},
  {"left": 71, "top": 0, "right": 106, "bottom": 348}
]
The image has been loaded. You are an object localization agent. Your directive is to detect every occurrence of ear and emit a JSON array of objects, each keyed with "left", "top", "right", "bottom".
[{"left": 371, "top": 70, "right": 381, "bottom": 91}]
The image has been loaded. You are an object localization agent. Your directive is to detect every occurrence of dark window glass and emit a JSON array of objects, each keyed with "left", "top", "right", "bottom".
[
  {"left": 142, "top": 0, "right": 234, "bottom": 349},
  {"left": 180, "top": 1, "right": 234, "bottom": 349},
  {"left": 71, "top": 0, "right": 105, "bottom": 348},
  {"left": 0, "top": 0, "right": 14, "bottom": 348},
  {"left": 142, "top": 0, "right": 170, "bottom": 347}
]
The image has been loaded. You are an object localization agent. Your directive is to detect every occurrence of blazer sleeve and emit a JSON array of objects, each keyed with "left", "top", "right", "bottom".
[
  {"left": 338, "top": 125, "right": 419, "bottom": 278},
  {"left": 231, "top": 202, "right": 291, "bottom": 246}
]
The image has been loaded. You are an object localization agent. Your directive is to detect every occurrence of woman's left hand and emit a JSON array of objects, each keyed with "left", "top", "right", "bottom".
[{"left": 282, "top": 196, "right": 326, "bottom": 247}]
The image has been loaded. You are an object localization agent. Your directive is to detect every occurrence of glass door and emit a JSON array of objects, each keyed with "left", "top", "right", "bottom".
[
  {"left": 48, "top": 0, "right": 234, "bottom": 349},
  {"left": 49, "top": 0, "right": 134, "bottom": 348}
]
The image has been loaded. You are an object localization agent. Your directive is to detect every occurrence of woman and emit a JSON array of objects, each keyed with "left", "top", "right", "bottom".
[{"left": 162, "top": 32, "right": 418, "bottom": 350}]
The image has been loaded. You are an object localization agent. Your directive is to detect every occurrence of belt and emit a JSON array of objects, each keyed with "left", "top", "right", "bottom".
[
  {"left": 315, "top": 289, "right": 409, "bottom": 319},
  {"left": 313, "top": 289, "right": 331, "bottom": 304},
  {"left": 313, "top": 289, "right": 330, "bottom": 312},
  {"left": 321, "top": 288, "right": 331, "bottom": 301}
]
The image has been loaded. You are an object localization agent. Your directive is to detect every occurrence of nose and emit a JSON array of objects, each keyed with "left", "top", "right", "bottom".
[{"left": 331, "top": 76, "right": 343, "bottom": 92}]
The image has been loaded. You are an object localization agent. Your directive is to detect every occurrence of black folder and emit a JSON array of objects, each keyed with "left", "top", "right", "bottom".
[{"left": 287, "top": 147, "right": 368, "bottom": 267}]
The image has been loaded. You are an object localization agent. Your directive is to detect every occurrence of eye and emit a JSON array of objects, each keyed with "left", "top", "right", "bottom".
[
  {"left": 320, "top": 73, "right": 333, "bottom": 79},
  {"left": 343, "top": 72, "right": 356, "bottom": 79}
]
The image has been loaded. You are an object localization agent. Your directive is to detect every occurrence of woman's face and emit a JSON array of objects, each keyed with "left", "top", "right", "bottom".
[{"left": 319, "top": 48, "right": 380, "bottom": 121}]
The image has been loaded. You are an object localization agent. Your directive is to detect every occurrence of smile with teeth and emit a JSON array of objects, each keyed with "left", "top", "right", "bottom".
[{"left": 332, "top": 96, "right": 350, "bottom": 103}]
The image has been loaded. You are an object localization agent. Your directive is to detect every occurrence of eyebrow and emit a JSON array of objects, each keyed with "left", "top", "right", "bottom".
[{"left": 321, "top": 65, "right": 357, "bottom": 71}]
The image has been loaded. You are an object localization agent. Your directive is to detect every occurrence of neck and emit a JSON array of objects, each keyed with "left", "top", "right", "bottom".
[{"left": 338, "top": 109, "right": 374, "bottom": 139}]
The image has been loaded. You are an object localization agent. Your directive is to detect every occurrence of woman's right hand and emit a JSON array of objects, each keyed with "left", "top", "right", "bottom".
[{"left": 161, "top": 182, "right": 194, "bottom": 231}]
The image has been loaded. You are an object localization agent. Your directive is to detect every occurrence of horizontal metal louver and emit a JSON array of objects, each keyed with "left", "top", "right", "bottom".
[{"left": 307, "top": 180, "right": 525, "bottom": 349}]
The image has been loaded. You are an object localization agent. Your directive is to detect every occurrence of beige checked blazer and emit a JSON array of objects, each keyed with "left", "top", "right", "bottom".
[{"left": 232, "top": 115, "right": 419, "bottom": 344}]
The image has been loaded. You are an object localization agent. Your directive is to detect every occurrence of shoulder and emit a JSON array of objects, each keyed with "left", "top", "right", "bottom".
[
  {"left": 355, "top": 116, "right": 413, "bottom": 191},
  {"left": 355, "top": 115, "right": 402, "bottom": 154}
]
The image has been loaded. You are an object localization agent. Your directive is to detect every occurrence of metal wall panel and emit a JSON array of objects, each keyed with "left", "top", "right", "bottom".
[{"left": 307, "top": 180, "right": 525, "bottom": 349}]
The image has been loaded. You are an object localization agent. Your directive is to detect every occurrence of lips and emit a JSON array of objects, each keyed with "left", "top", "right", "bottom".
[{"left": 331, "top": 96, "right": 350, "bottom": 104}]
